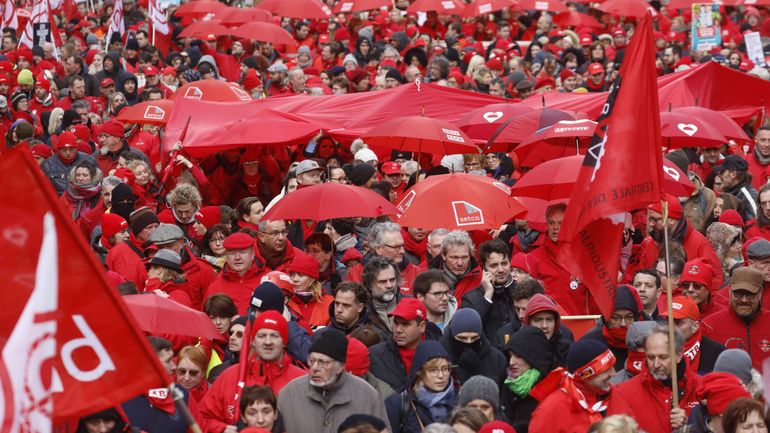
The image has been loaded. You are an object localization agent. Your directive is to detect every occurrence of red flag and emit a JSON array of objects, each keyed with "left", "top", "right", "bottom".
[
  {"left": 148, "top": 0, "right": 171, "bottom": 55},
  {"left": 0, "top": 148, "right": 169, "bottom": 427},
  {"left": 106, "top": 0, "right": 124, "bottom": 46},
  {"left": 1, "top": 0, "right": 18, "bottom": 32},
  {"left": 557, "top": 13, "right": 664, "bottom": 320}
]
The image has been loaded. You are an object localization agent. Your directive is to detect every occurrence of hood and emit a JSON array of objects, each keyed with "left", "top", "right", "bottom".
[
  {"left": 104, "top": 51, "right": 124, "bottom": 75},
  {"left": 186, "top": 46, "right": 203, "bottom": 66},
  {"left": 612, "top": 284, "right": 642, "bottom": 322},
  {"left": 523, "top": 293, "right": 562, "bottom": 335},
  {"left": 198, "top": 54, "right": 221, "bottom": 78},
  {"left": 356, "top": 35, "right": 372, "bottom": 53},
  {"left": 390, "top": 32, "right": 409, "bottom": 52},
  {"left": 505, "top": 325, "right": 553, "bottom": 375},
  {"left": 408, "top": 340, "right": 452, "bottom": 386}
]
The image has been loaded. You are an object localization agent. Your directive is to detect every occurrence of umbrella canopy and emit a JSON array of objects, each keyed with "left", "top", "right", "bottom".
[
  {"left": 230, "top": 21, "right": 297, "bottom": 46},
  {"left": 123, "top": 294, "right": 224, "bottom": 341},
  {"left": 333, "top": 0, "right": 391, "bottom": 13},
  {"left": 457, "top": 102, "right": 533, "bottom": 141},
  {"left": 178, "top": 19, "right": 230, "bottom": 38},
  {"left": 553, "top": 11, "right": 603, "bottom": 28},
  {"left": 215, "top": 6, "right": 273, "bottom": 25},
  {"left": 462, "top": 0, "right": 517, "bottom": 17},
  {"left": 596, "top": 0, "right": 656, "bottom": 18},
  {"left": 672, "top": 106, "right": 751, "bottom": 143},
  {"left": 363, "top": 116, "right": 479, "bottom": 155},
  {"left": 486, "top": 107, "right": 582, "bottom": 151},
  {"left": 262, "top": 183, "right": 398, "bottom": 221},
  {"left": 173, "top": 79, "right": 253, "bottom": 102},
  {"left": 659, "top": 111, "right": 729, "bottom": 149},
  {"left": 396, "top": 173, "right": 527, "bottom": 230},
  {"left": 255, "top": 0, "right": 332, "bottom": 19},
  {"left": 513, "top": 0, "right": 569, "bottom": 13},
  {"left": 407, "top": 0, "right": 466, "bottom": 13},
  {"left": 511, "top": 155, "right": 694, "bottom": 200},
  {"left": 514, "top": 119, "right": 597, "bottom": 167},
  {"left": 174, "top": 0, "right": 226, "bottom": 16},
  {"left": 116, "top": 99, "right": 174, "bottom": 125}
]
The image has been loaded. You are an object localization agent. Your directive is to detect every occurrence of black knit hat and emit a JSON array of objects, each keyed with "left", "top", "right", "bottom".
[
  {"left": 385, "top": 68, "right": 403, "bottom": 83},
  {"left": 310, "top": 328, "right": 348, "bottom": 363},
  {"left": 129, "top": 207, "right": 159, "bottom": 236},
  {"left": 614, "top": 284, "right": 639, "bottom": 317},
  {"left": 348, "top": 163, "right": 377, "bottom": 187},
  {"left": 338, "top": 414, "right": 387, "bottom": 433},
  {"left": 110, "top": 183, "right": 136, "bottom": 220},
  {"left": 506, "top": 325, "right": 554, "bottom": 375},
  {"left": 250, "top": 282, "right": 285, "bottom": 313},
  {"left": 567, "top": 339, "right": 609, "bottom": 373}
]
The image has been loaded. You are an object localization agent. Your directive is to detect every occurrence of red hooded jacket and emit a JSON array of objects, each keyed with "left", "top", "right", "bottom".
[
  {"left": 204, "top": 262, "right": 265, "bottom": 315},
  {"left": 529, "top": 239, "right": 598, "bottom": 315},
  {"left": 702, "top": 306, "right": 770, "bottom": 369}
]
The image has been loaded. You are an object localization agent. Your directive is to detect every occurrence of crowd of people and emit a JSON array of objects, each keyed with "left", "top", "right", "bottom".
[{"left": 9, "top": 0, "right": 770, "bottom": 433}]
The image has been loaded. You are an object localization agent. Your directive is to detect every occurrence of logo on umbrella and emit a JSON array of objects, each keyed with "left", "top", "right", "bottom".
[
  {"left": 184, "top": 87, "right": 203, "bottom": 100},
  {"left": 396, "top": 190, "right": 417, "bottom": 215},
  {"left": 143, "top": 105, "right": 165, "bottom": 120},
  {"left": 442, "top": 128, "right": 466, "bottom": 143},
  {"left": 452, "top": 201, "right": 484, "bottom": 226},
  {"left": 230, "top": 85, "right": 253, "bottom": 101},
  {"left": 663, "top": 165, "right": 680, "bottom": 181}
]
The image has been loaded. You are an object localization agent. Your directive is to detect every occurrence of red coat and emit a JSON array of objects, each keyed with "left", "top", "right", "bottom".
[
  {"left": 105, "top": 237, "right": 147, "bottom": 288},
  {"left": 287, "top": 294, "right": 334, "bottom": 333},
  {"left": 747, "top": 151, "right": 770, "bottom": 190},
  {"left": 613, "top": 366, "right": 702, "bottom": 433},
  {"left": 452, "top": 265, "right": 483, "bottom": 303},
  {"left": 529, "top": 239, "right": 598, "bottom": 315},
  {"left": 746, "top": 221, "right": 770, "bottom": 241},
  {"left": 181, "top": 247, "right": 217, "bottom": 310},
  {"left": 199, "top": 355, "right": 306, "bottom": 433},
  {"left": 529, "top": 383, "right": 634, "bottom": 433},
  {"left": 702, "top": 306, "right": 770, "bottom": 369},
  {"left": 346, "top": 258, "right": 422, "bottom": 295},
  {"left": 204, "top": 263, "right": 265, "bottom": 315}
]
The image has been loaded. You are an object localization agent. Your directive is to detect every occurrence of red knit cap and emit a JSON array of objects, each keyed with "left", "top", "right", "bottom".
[
  {"left": 648, "top": 194, "right": 683, "bottom": 219},
  {"left": 252, "top": 310, "right": 288, "bottom": 343},
  {"left": 70, "top": 124, "right": 91, "bottom": 142},
  {"left": 30, "top": 143, "right": 52, "bottom": 159},
  {"left": 718, "top": 209, "right": 744, "bottom": 227},
  {"left": 679, "top": 258, "right": 714, "bottom": 291},
  {"left": 510, "top": 252, "right": 531, "bottom": 274},
  {"left": 54, "top": 131, "right": 77, "bottom": 151},
  {"left": 101, "top": 119, "right": 124, "bottom": 138},
  {"left": 697, "top": 372, "right": 751, "bottom": 416},
  {"left": 340, "top": 247, "right": 363, "bottom": 263},
  {"left": 195, "top": 206, "right": 221, "bottom": 230},
  {"left": 113, "top": 167, "right": 136, "bottom": 186},
  {"left": 102, "top": 213, "right": 128, "bottom": 239},
  {"left": 345, "top": 337, "right": 370, "bottom": 376},
  {"left": 286, "top": 252, "right": 320, "bottom": 280}
]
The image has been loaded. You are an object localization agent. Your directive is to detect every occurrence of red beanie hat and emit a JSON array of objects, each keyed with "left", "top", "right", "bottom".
[
  {"left": 70, "top": 124, "right": 91, "bottom": 143},
  {"left": 35, "top": 76, "right": 50, "bottom": 91},
  {"left": 252, "top": 310, "right": 288, "bottom": 343},
  {"left": 113, "top": 167, "right": 136, "bottom": 186},
  {"left": 54, "top": 131, "right": 77, "bottom": 151},
  {"left": 30, "top": 143, "right": 52, "bottom": 159},
  {"left": 242, "top": 69, "right": 262, "bottom": 91},
  {"left": 346, "top": 337, "right": 370, "bottom": 376},
  {"left": 105, "top": 270, "right": 126, "bottom": 288},
  {"left": 101, "top": 213, "right": 128, "bottom": 244},
  {"left": 718, "top": 209, "right": 744, "bottom": 227},
  {"left": 101, "top": 119, "right": 124, "bottom": 138},
  {"left": 679, "top": 258, "right": 715, "bottom": 291},
  {"left": 697, "top": 372, "right": 751, "bottom": 416},
  {"left": 195, "top": 206, "right": 222, "bottom": 230},
  {"left": 286, "top": 252, "right": 320, "bottom": 280},
  {"left": 648, "top": 194, "right": 683, "bottom": 219},
  {"left": 340, "top": 247, "right": 363, "bottom": 263}
]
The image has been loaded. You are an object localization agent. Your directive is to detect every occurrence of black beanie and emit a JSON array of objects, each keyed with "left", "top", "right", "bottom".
[
  {"left": 614, "top": 284, "right": 639, "bottom": 316},
  {"left": 506, "top": 326, "right": 553, "bottom": 375},
  {"left": 251, "top": 282, "right": 285, "bottom": 313},
  {"left": 125, "top": 37, "right": 140, "bottom": 51},
  {"left": 665, "top": 150, "right": 690, "bottom": 173},
  {"left": 242, "top": 56, "right": 259, "bottom": 70},
  {"left": 338, "top": 414, "right": 387, "bottom": 433},
  {"left": 110, "top": 183, "right": 136, "bottom": 220},
  {"left": 567, "top": 339, "right": 609, "bottom": 373},
  {"left": 80, "top": 407, "right": 122, "bottom": 423},
  {"left": 348, "top": 163, "right": 377, "bottom": 187},
  {"left": 385, "top": 68, "right": 403, "bottom": 83},
  {"left": 310, "top": 328, "right": 348, "bottom": 363},
  {"left": 129, "top": 207, "right": 159, "bottom": 235},
  {"left": 62, "top": 109, "right": 82, "bottom": 128}
]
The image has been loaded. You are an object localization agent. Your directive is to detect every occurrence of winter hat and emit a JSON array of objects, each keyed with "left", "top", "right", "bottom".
[
  {"left": 665, "top": 150, "right": 690, "bottom": 173},
  {"left": 337, "top": 415, "right": 387, "bottom": 433},
  {"left": 101, "top": 213, "right": 128, "bottom": 240},
  {"left": 354, "top": 147, "right": 378, "bottom": 164},
  {"left": 714, "top": 349, "right": 753, "bottom": 384},
  {"left": 441, "top": 154, "right": 465, "bottom": 172},
  {"left": 625, "top": 321, "right": 657, "bottom": 350},
  {"left": 110, "top": 183, "right": 136, "bottom": 220},
  {"left": 342, "top": 53, "right": 358, "bottom": 67},
  {"left": 16, "top": 69, "right": 33, "bottom": 86},
  {"left": 559, "top": 68, "right": 576, "bottom": 82},
  {"left": 458, "top": 375, "right": 500, "bottom": 412},
  {"left": 242, "top": 69, "right": 262, "bottom": 91},
  {"left": 340, "top": 247, "right": 363, "bottom": 263},
  {"left": 697, "top": 372, "right": 751, "bottom": 416},
  {"left": 309, "top": 328, "right": 348, "bottom": 363},
  {"left": 35, "top": 76, "right": 50, "bottom": 91},
  {"left": 479, "top": 421, "right": 517, "bottom": 433},
  {"left": 250, "top": 282, "right": 285, "bottom": 313},
  {"left": 253, "top": 310, "right": 288, "bottom": 343},
  {"left": 297, "top": 46, "right": 311, "bottom": 56},
  {"left": 30, "top": 143, "right": 53, "bottom": 159},
  {"left": 706, "top": 222, "right": 742, "bottom": 260},
  {"left": 286, "top": 252, "right": 320, "bottom": 280},
  {"left": 348, "top": 163, "right": 377, "bottom": 187},
  {"left": 566, "top": 339, "right": 612, "bottom": 374},
  {"left": 101, "top": 119, "right": 124, "bottom": 138},
  {"left": 718, "top": 209, "right": 744, "bottom": 228},
  {"left": 506, "top": 326, "right": 553, "bottom": 375},
  {"left": 10, "top": 90, "right": 27, "bottom": 110},
  {"left": 70, "top": 124, "right": 92, "bottom": 143},
  {"left": 345, "top": 337, "right": 370, "bottom": 376},
  {"left": 195, "top": 206, "right": 222, "bottom": 230},
  {"left": 679, "top": 258, "right": 714, "bottom": 291},
  {"left": 648, "top": 194, "right": 682, "bottom": 219},
  {"left": 613, "top": 284, "right": 640, "bottom": 317},
  {"left": 222, "top": 232, "right": 254, "bottom": 250},
  {"left": 54, "top": 131, "right": 78, "bottom": 151},
  {"left": 129, "top": 207, "right": 159, "bottom": 236},
  {"left": 449, "top": 308, "right": 483, "bottom": 336},
  {"left": 80, "top": 408, "right": 122, "bottom": 424},
  {"left": 385, "top": 68, "right": 403, "bottom": 83},
  {"left": 146, "top": 249, "right": 183, "bottom": 273}
]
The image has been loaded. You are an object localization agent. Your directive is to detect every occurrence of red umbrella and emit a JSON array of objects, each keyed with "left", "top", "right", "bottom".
[
  {"left": 116, "top": 99, "right": 174, "bottom": 125},
  {"left": 457, "top": 102, "right": 533, "bottom": 141},
  {"left": 407, "top": 0, "right": 466, "bottom": 13},
  {"left": 514, "top": 119, "right": 597, "bottom": 167},
  {"left": 255, "top": 0, "right": 332, "bottom": 19},
  {"left": 215, "top": 6, "right": 273, "bottom": 25},
  {"left": 173, "top": 79, "right": 253, "bottom": 102},
  {"left": 513, "top": 0, "right": 569, "bottom": 13},
  {"left": 511, "top": 155, "right": 694, "bottom": 200},
  {"left": 461, "top": 0, "right": 517, "bottom": 17},
  {"left": 178, "top": 19, "right": 230, "bottom": 38},
  {"left": 486, "top": 107, "right": 582, "bottom": 151},
  {"left": 672, "top": 106, "right": 751, "bottom": 143},
  {"left": 333, "top": 0, "right": 391, "bottom": 13},
  {"left": 363, "top": 116, "right": 480, "bottom": 155},
  {"left": 174, "top": 0, "right": 226, "bottom": 17},
  {"left": 396, "top": 173, "right": 527, "bottom": 230},
  {"left": 553, "top": 11, "right": 603, "bottom": 28},
  {"left": 230, "top": 22, "right": 297, "bottom": 46},
  {"left": 596, "top": 0, "right": 656, "bottom": 18},
  {"left": 659, "top": 111, "right": 728, "bottom": 149},
  {"left": 123, "top": 294, "right": 224, "bottom": 341},
  {"left": 262, "top": 183, "right": 397, "bottom": 221},
  {"left": 516, "top": 196, "right": 567, "bottom": 228}
]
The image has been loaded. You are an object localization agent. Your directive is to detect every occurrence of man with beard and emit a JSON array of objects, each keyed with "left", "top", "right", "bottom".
[
  {"left": 659, "top": 296, "right": 724, "bottom": 374},
  {"left": 362, "top": 256, "right": 403, "bottom": 336},
  {"left": 327, "top": 281, "right": 389, "bottom": 337},
  {"left": 347, "top": 222, "right": 421, "bottom": 294},
  {"left": 714, "top": 155, "right": 758, "bottom": 221},
  {"left": 29, "top": 76, "right": 56, "bottom": 116},
  {"left": 462, "top": 239, "right": 518, "bottom": 341},
  {"left": 278, "top": 330, "right": 390, "bottom": 433},
  {"left": 748, "top": 126, "right": 770, "bottom": 189},
  {"left": 689, "top": 145, "right": 725, "bottom": 182},
  {"left": 414, "top": 269, "right": 457, "bottom": 331},
  {"left": 428, "top": 230, "right": 482, "bottom": 302}
]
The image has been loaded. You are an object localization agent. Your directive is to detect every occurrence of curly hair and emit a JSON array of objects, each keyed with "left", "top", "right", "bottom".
[{"left": 167, "top": 183, "right": 202, "bottom": 208}]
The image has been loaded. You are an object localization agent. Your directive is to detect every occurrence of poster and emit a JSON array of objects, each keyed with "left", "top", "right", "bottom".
[
  {"left": 691, "top": 3, "right": 721, "bottom": 51},
  {"left": 32, "top": 23, "right": 51, "bottom": 47},
  {"left": 745, "top": 31, "right": 766, "bottom": 67}
]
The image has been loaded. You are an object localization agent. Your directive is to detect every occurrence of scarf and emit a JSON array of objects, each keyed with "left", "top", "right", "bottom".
[
  {"left": 258, "top": 242, "right": 287, "bottom": 269},
  {"left": 414, "top": 383, "right": 456, "bottom": 422},
  {"left": 241, "top": 172, "right": 262, "bottom": 196},
  {"left": 145, "top": 387, "right": 176, "bottom": 415},
  {"left": 402, "top": 229, "right": 427, "bottom": 259},
  {"left": 601, "top": 326, "right": 628, "bottom": 349},
  {"left": 505, "top": 368, "right": 541, "bottom": 398},
  {"left": 683, "top": 329, "right": 703, "bottom": 370},
  {"left": 35, "top": 92, "right": 53, "bottom": 107},
  {"left": 59, "top": 151, "right": 77, "bottom": 164},
  {"left": 530, "top": 368, "right": 607, "bottom": 424},
  {"left": 756, "top": 148, "right": 770, "bottom": 166},
  {"left": 398, "top": 346, "right": 417, "bottom": 375},
  {"left": 625, "top": 351, "right": 646, "bottom": 376},
  {"left": 442, "top": 262, "right": 469, "bottom": 289}
]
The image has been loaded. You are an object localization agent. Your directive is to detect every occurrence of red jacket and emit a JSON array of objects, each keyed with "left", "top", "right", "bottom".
[
  {"left": 287, "top": 294, "right": 334, "bottom": 334},
  {"left": 746, "top": 221, "right": 770, "bottom": 241},
  {"left": 702, "top": 306, "right": 770, "bottom": 369},
  {"left": 529, "top": 382, "right": 633, "bottom": 433},
  {"left": 180, "top": 247, "right": 217, "bottom": 310},
  {"left": 747, "top": 151, "right": 770, "bottom": 190},
  {"left": 529, "top": 239, "right": 598, "bottom": 315},
  {"left": 204, "top": 262, "right": 265, "bottom": 315},
  {"left": 613, "top": 366, "right": 702, "bottom": 433},
  {"left": 199, "top": 354, "right": 306, "bottom": 433},
  {"left": 105, "top": 236, "right": 147, "bottom": 288},
  {"left": 347, "top": 257, "right": 422, "bottom": 295}
]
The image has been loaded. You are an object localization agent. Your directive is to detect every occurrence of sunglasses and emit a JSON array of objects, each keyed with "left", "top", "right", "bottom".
[
  {"left": 229, "top": 330, "right": 244, "bottom": 338},
  {"left": 177, "top": 368, "right": 200, "bottom": 378}
]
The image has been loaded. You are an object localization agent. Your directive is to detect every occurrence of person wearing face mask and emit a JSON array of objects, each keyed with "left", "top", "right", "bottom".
[
  {"left": 581, "top": 285, "right": 643, "bottom": 368},
  {"left": 521, "top": 293, "right": 573, "bottom": 367},
  {"left": 440, "top": 308, "right": 507, "bottom": 387},
  {"left": 285, "top": 252, "right": 333, "bottom": 334}
]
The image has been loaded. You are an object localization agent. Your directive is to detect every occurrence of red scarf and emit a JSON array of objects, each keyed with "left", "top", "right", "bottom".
[
  {"left": 241, "top": 172, "right": 262, "bottom": 196},
  {"left": 398, "top": 347, "right": 417, "bottom": 375},
  {"left": 145, "top": 387, "right": 176, "bottom": 415},
  {"left": 602, "top": 326, "right": 628, "bottom": 349},
  {"left": 625, "top": 351, "right": 646, "bottom": 376},
  {"left": 401, "top": 228, "right": 427, "bottom": 260},
  {"left": 682, "top": 329, "right": 703, "bottom": 371}
]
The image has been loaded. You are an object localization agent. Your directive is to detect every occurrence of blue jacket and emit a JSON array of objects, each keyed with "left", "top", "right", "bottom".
[{"left": 122, "top": 388, "right": 192, "bottom": 433}]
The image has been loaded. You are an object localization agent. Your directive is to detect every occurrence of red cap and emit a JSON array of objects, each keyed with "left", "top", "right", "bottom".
[
  {"left": 560, "top": 68, "right": 576, "bottom": 81},
  {"left": 648, "top": 194, "right": 683, "bottom": 219},
  {"left": 479, "top": 421, "right": 517, "bottom": 433},
  {"left": 286, "top": 252, "right": 320, "bottom": 280},
  {"left": 588, "top": 62, "right": 604, "bottom": 75},
  {"left": 35, "top": 77, "right": 50, "bottom": 91},
  {"left": 101, "top": 213, "right": 129, "bottom": 239},
  {"left": 381, "top": 161, "right": 401, "bottom": 175},
  {"left": 485, "top": 58, "right": 503, "bottom": 71},
  {"left": 70, "top": 124, "right": 91, "bottom": 142},
  {"left": 100, "top": 77, "right": 115, "bottom": 88},
  {"left": 113, "top": 167, "right": 136, "bottom": 185},
  {"left": 252, "top": 310, "right": 288, "bottom": 344},
  {"left": 580, "top": 34, "right": 593, "bottom": 45},
  {"left": 100, "top": 120, "right": 124, "bottom": 138},
  {"left": 697, "top": 373, "right": 751, "bottom": 416},
  {"left": 718, "top": 209, "right": 744, "bottom": 227},
  {"left": 162, "top": 66, "right": 177, "bottom": 76},
  {"left": 448, "top": 70, "right": 465, "bottom": 85},
  {"left": 340, "top": 247, "right": 363, "bottom": 263},
  {"left": 55, "top": 132, "right": 77, "bottom": 151},
  {"left": 144, "top": 65, "right": 159, "bottom": 76},
  {"left": 345, "top": 337, "right": 370, "bottom": 376},
  {"left": 222, "top": 232, "right": 254, "bottom": 250},
  {"left": 510, "top": 252, "right": 531, "bottom": 274},
  {"left": 679, "top": 258, "right": 714, "bottom": 291},
  {"left": 659, "top": 295, "right": 700, "bottom": 321},
  {"left": 389, "top": 298, "right": 426, "bottom": 321},
  {"left": 261, "top": 270, "right": 294, "bottom": 295},
  {"left": 195, "top": 206, "right": 221, "bottom": 229},
  {"left": 612, "top": 27, "right": 626, "bottom": 37},
  {"left": 30, "top": 143, "right": 52, "bottom": 158}
]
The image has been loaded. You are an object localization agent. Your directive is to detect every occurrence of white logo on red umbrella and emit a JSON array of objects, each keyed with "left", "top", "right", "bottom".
[
  {"left": 230, "top": 86, "right": 252, "bottom": 101},
  {"left": 677, "top": 123, "right": 698, "bottom": 136},
  {"left": 442, "top": 128, "right": 465, "bottom": 143},
  {"left": 396, "top": 190, "right": 417, "bottom": 215},
  {"left": 143, "top": 105, "right": 165, "bottom": 120},
  {"left": 535, "top": 1, "right": 549, "bottom": 10},
  {"left": 482, "top": 111, "right": 503, "bottom": 123},
  {"left": 452, "top": 201, "right": 484, "bottom": 226},
  {"left": 663, "top": 165, "right": 680, "bottom": 181},
  {"left": 340, "top": 1, "right": 353, "bottom": 11},
  {"left": 479, "top": 3, "right": 492, "bottom": 13},
  {"left": 441, "top": 1, "right": 455, "bottom": 8},
  {"left": 183, "top": 87, "right": 203, "bottom": 100}
]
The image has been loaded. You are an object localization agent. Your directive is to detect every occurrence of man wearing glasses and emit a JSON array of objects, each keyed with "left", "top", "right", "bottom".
[
  {"left": 205, "top": 232, "right": 264, "bottom": 315},
  {"left": 347, "top": 222, "right": 421, "bottom": 295},
  {"left": 256, "top": 219, "right": 303, "bottom": 274},
  {"left": 414, "top": 270, "right": 457, "bottom": 331}
]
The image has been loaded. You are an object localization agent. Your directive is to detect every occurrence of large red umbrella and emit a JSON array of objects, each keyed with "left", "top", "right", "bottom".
[
  {"left": 511, "top": 155, "right": 694, "bottom": 200},
  {"left": 461, "top": 0, "right": 517, "bottom": 17},
  {"left": 513, "top": 0, "right": 569, "bottom": 13},
  {"left": 672, "top": 106, "right": 751, "bottom": 143},
  {"left": 596, "top": 0, "right": 655, "bottom": 18},
  {"left": 396, "top": 173, "right": 527, "bottom": 230},
  {"left": 123, "top": 294, "right": 224, "bottom": 341},
  {"left": 363, "top": 116, "right": 480, "bottom": 155},
  {"left": 174, "top": 0, "right": 226, "bottom": 17},
  {"left": 457, "top": 102, "right": 533, "bottom": 141},
  {"left": 333, "top": 0, "right": 391, "bottom": 13},
  {"left": 486, "top": 107, "right": 582, "bottom": 151},
  {"left": 514, "top": 119, "right": 597, "bottom": 167},
  {"left": 553, "top": 11, "right": 603, "bottom": 28},
  {"left": 255, "top": 0, "right": 332, "bottom": 19},
  {"left": 173, "top": 79, "right": 252, "bottom": 102},
  {"left": 262, "top": 182, "right": 397, "bottom": 221},
  {"left": 116, "top": 99, "right": 174, "bottom": 125},
  {"left": 178, "top": 19, "right": 230, "bottom": 38},
  {"left": 659, "top": 111, "right": 728, "bottom": 149},
  {"left": 407, "top": 0, "right": 466, "bottom": 13},
  {"left": 215, "top": 6, "right": 273, "bottom": 25},
  {"left": 230, "top": 21, "right": 297, "bottom": 46}
]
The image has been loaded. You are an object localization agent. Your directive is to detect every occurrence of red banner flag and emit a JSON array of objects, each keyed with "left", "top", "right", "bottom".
[
  {"left": 0, "top": 148, "right": 169, "bottom": 428},
  {"left": 148, "top": 0, "right": 171, "bottom": 55},
  {"left": 557, "top": 13, "right": 665, "bottom": 320}
]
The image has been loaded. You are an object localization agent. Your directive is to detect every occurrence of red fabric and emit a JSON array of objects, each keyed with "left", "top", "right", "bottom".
[
  {"left": 255, "top": 243, "right": 303, "bottom": 274},
  {"left": 452, "top": 265, "right": 483, "bottom": 303},
  {"left": 180, "top": 247, "right": 217, "bottom": 310},
  {"left": 602, "top": 326, "right": 628, "bottom": 349},
  {"left": 401, "top": 228, "right": 427, "bottom": 262},
  {"left": 398, "top": 346, "right": 417, "bottom": 376},
  {"left": 747, "top": 152, "right": 770, "bottom": 190},
  {"left": 286, "top": 294, "right": 333, "bottom": 333},
  {"left": 529, "top": 239, "right": 598, "bottom": 315},
  {"left": 204, "top": 262, "right": 265, "bottom": 315},
  {"left": 746, "top": 222, "right": 770, "bottom": 241},
  {"left": 682, "top": 329, "right": 703, "bottom": 371},
  {"left": 702, "top": 307, "right": 770, "bottom": 370},
  {"left": 105, "top": 236, "right": 148, "bottom": 288}
]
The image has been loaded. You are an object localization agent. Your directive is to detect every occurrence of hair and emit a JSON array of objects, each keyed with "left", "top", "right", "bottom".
[
  {"left": 367, "top": 221, "right": 401, "bottom": 250},
  {"left": 203, "top": 293, "right": 238, "bottom": 318},
  {"left": 330, "top": 218, "right": 356, "bottom": 236},
  {"left": 417, "top": 356, "right": 451, "bottom": 387},
  {"left": 594, "top": 415, "right": 639, "bottom": 433},
  {"left": 440, "top": 230, "right": 474, "bottom": 256},
  {"left": 148, "top": 336, "right": 172, "bottom": 353},
  {"left": 401, "top": 160, "right": 419, "bottom": 175},
  {"left": 68, "top": 74, "right": 85, "bottom": 87},
  {"left": 340, "top": 426, "right": 380, "bottom": 433},
  {"left": 127, "top": 159, "right": 155, "bottom": 183},
  {"left": 413, "top": 269, "right": 450, "bottom": 297},
  {"left": 117, "top": 281, "right": 138, "bottom": 295},
  {"left": 306, "top": 232, "right": 333, "bottom": 254},
  {"left": 644, "top": 324, "right": 684, "bottom": 355},
  {"left": 177, "top": 345, "right": 207, "bottom": 372},
  {"left": 478, "top": 239, "right": 511, "bottom": 266},
  {"left": 167, "top": 183, "right": 202, "bottom": 208},
  {"left": 429, "top": 57, "right": 450, "bottom": 79},
  {"left": 232, "top": 197, "right": 262, "bottom": 225},
  {"left": 722, "top": 398, "right": 765, "bottom": 433},
  {"left": 334, "top": 281, "right": 370, "bottom": 305},
  {"left": 422, "top": 424, "right": 457, "bottom": 433},
  {"left": 69, "top": 160, "right": 103, "bottom": 185},
  {"left": 148, "top": 264, "right": 183, "bottom": 283},
  {"left": 369, "top": 181, "right": 392, "bottom": 201},
  {"left": 362, "top": 256, "right": 400, "bottom": 290},
  {"left": 757, "top": 185, "right": 770, "bottom": 227},
  {"left": 633, "top": 269, "right": 661, "bottom": 289},
  {"left": 546, "top": 203, "right": 567, "bottom": 220},
  {"left": 449, "top": 407, "right": 487, "bottom": 432},
  {"left": 428, "top": 228, "right": 450, "bottom": 244},
  {"left": 239, "top": 385, "right": 277, "bottom": 415},
  {"left": 656, "top": 254, "right": 686, "bottom": 278},
  {"left": 350, "top": 324, "right": 383, "bottom": 347},
  {"left": 512, "top": 279, "right": 545, "bottom": 301},
  {"left": 463, "top": 153, "right": 483, "bottom": 164},
  {"left": 200, "top": 223, "right": 231, "bottom": 257}
]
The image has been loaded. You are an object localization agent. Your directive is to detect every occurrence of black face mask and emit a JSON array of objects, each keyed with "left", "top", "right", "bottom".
[
  {"left": 452, "top": 335, "right": 482, "bottom": 353},
  {"left": 111, "top": 199, "right": 135, "bottom": 221}
]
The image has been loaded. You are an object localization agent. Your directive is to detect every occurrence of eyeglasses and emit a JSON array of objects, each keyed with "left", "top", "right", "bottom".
[
  {"left": 383, "top": 243, "right": 405, "bottom": 250},
  {"left": 307, "top": 357, "right": 333, "bottom": 369},
  {"left": 428, "top": 290, "right": 450, "bottom": 298},
  {"left": 732, "top": 290, "right": 758, "bottom": 300},
  {"left": 177, "top": 368, "right": 201, "bottom": 378},
  {"left": 211, "top": 237, "right": 225, "bottom": 244},
  {"left": 681, "top": 282, "right": 704, "bottom": 290},
  {"left": 229, "top": 330, "right": 244, "bottom": 338},
  {"left": 425, "top": 365, "right": 452, "bottom": 376},
  {"left": 610, "top": 314, "right": 635, "bottom": 324},
  {"left": 261, "top": 229, "right": 288, "bottom": 237}
]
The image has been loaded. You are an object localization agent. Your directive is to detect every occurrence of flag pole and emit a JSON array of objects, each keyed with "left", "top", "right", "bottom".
[
  {"left": 170, "top": 384, "right": 203, "bottom": 433},
  {"left": 661, "top": 199, "right": 680, "bottom": 407}
]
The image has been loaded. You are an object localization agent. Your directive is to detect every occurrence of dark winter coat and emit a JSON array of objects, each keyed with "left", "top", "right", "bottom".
[
  {"left": 461, "top": 277, "right": 517, "bottom": 342},
  {"left": 440, "top": 325, "right": 507, "bottom": 386}
]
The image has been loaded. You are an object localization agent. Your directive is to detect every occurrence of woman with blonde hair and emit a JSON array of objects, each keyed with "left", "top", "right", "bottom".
[
  {"left": 285, "top": 253, "right": 333, "bottom": 333},
  {"left": 176, "top": 345, "right": 209, "bottom": 403},
  {"left": 127, "top": 159, "right": 159, "bottom": 212}
]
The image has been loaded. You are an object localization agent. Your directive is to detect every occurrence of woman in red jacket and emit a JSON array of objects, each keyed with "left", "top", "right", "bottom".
[
  {"left": 176, "top": 345, "right": 209, "bottom": 404},
  {"left": 285, "top": 253, "right": 333, "bottom": 334},
  {"left": 144, "top": 249, "right": 194, "bottom": 307},
  {"left": 230, "top": 197, "right": 264, "bottom": 233},
  {"left": 128, "top": 159, "right": 159, "bottom": 212}
]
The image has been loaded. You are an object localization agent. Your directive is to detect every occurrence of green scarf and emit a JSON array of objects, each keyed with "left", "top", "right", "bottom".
[{"left": 504, "top": 369, "right": 541, "bottom": 398}]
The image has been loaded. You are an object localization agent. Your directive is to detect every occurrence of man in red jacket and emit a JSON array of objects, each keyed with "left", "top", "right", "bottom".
[
  {"left": 747, "top": 126, "right": 770, "bottom": 189},
  {"left": 613, "top": 324, "right": 703, "bottom": 433},
  {"left": 703, "top": 266, "right": 770, "bottom": 369},
  {"left": 200, "top": 310, "right": 306, "bottom": 433},
  {"left": 205, "top": 232, "right": 264, "bottom": 315},
  {"left": 427, "top": 230, "right": 482, "bottom": 302}
]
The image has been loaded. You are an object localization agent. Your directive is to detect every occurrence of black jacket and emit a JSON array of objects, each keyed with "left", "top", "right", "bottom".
[
  {"left": 461, "top": 278, "right": 517, "bottom": 342},
  {"left": 369, "top": 328, "right": 442, "bottom": 393},
  {"left": 440, "top": 327, "right": 507, "bottom": 386},
  {"left": 697, "top": 336, "right": 726, "bottom": 375}
]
